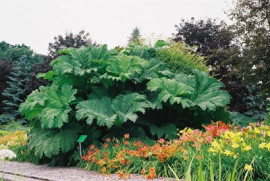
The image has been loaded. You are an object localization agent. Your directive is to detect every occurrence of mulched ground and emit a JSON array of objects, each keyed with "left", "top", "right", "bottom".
[{"left": 0, "top": 161, "right": 177, "bottom": 181}]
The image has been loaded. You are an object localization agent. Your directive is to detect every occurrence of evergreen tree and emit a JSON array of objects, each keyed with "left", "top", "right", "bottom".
[
  {"left": 128, "top": 27, "right": 141, "bottom": 45},
  {"left": 0, "top": 56, "right": 31, "bottom": 123},
  {"left": 0, "top": 60, "right": 13, "bottom": 114}
]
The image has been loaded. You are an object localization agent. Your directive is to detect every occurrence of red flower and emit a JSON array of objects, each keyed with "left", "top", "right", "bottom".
[{"left": 158, "top": 138, "right": 165, "bottom": 144}]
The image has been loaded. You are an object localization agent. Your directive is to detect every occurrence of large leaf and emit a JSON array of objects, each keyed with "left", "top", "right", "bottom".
[
  {"left": 38, "top": 84, "right": 77, "bottom": 129},
  {"left": 28, "top": 124, "right": 81, "bottom": 158},
  {"left": 19, "top": 86, "right": 48, "bottom": 120},
  {"left": 76, "top": 93, "right": 151, "bottom": 128},
  {"left": 105, "top": 55, "right": 147, "bottom": 83},
  {"left": 133, "top": 58, "right": 168, "bottom": 83},
  {"left": 111, "top": 93, "right": 152, "bottom": 125},
  {"left": 76, "top": 97, "right": 116, "bottom": 128},
  {"left": 187, "top": 70, "right": 231, "bottom": 111},
  {"left": 52, "top": 45, "right": 111, "bottom": 77},
  {"left": 150, "top": 123, "right": 178, "bottom": 139},
  {"left": 147, "top": 77, "right": 193, "bottom": 107},
  {"left": 229, "top": 112, "right": 256, "bottom": 126}
]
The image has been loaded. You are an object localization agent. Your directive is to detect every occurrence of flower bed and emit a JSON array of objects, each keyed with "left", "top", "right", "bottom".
[{"left": 82, "top": 122, "right": 270, "bottom": 180}]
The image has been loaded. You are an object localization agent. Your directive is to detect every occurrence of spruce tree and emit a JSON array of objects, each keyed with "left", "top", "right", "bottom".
[
  {"left": 128, "top": 27, "right": 142, "bottom": 45},
  {"left": 0, "top": 56, "right": 31, "bottom": 123}
]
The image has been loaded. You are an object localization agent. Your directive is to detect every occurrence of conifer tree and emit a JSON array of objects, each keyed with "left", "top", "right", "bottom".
[
  {"left": 128, "top": 27, "right": 142, "bottom": 45},
  {"left": 0, "top": 56, "right": 31, "bottom": 123}
]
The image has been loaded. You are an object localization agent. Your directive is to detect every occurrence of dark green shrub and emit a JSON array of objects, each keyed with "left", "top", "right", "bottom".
[{"left": 19, "top": 41, "right": 231, "bottom": 165}]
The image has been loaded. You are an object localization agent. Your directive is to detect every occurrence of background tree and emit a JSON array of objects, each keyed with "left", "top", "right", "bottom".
[
  {"left": 0, "top": 41, "right": 42, "bottom": 65},
  {"left": 229, "top": 0, "right": 270, "bottom": 93},
  {"left": 0, "top": 60, "right": 13, "bottom": 114},
  {"left": 30, "top": 30, "right": 98, "bottom": 90},
  {"left": 172, "top": 18, "right": 247, "bottom": 113},
  {"left": 0, "top": 42, "right": 43, "bottom": 116},
  {"left": 128, "top": 27, "right": 142, "bottom": 45},
  {"left": 48, "top": 30, "right": 96, "bottom": 60},
  {"left": 0, "top": 56, "right": 32, "bottom": 123}
]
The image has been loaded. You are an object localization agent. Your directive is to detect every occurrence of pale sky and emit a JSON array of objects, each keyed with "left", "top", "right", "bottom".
[{"left": 0, "top": 0, "right": 232, "bottom": 55}]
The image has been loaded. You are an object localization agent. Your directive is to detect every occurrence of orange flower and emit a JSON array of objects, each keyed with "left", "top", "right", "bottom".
[
  {"left": 132, "top": 142, "right": 137, "bottom": 147},
  {"left": 115, "top": 143, "right": 119, "bottom": 147},
  {"left": 100, "top": 167, "right": 106, "bottom": 173},
  {"left": 141, "top": 169, "right": 146, "bottom": 175},
  {"left": 21, "top": 150, "right": 24, "bottom": 155},
  {"left": 106, "top": 138, "right": 111, "bottom": 143},
  {"left": 103, "top": 152, "right": 108, "bottom": 160},
  {"left": 120, "top": 159, "right": 125, "bottom": 165},
  {"left": 195, "top": 155, "right": 202, "bottom": 160},
  {"left": 149, "top": 167, "right": 155, "bottom": 173},
  {"left": 103, "top": 143, "right": 108, "bottom": 149},
  {"left": 124, "top": 141, "right": 129, "bottom": 145},
  {"left": 124, "top": 134, "right": 129, "bottom": 139},
  {"left": 118, "top": 171, "right": 125, "bottom": 178},
  {"left": 125, "top": 160, "right": 130, "bottom": 165},
  {"left": 90, "top": 144, "right": 95, "bottom": 149},
  {"left": 97, "top": 159, "right": 106, "bottom": 166}
]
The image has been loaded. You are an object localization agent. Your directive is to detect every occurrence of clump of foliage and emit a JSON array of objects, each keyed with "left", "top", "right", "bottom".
[
  {"left": 0, "top": 60, "right": 13, "bottom": 114},
  {"left": 156, "top": 41, "right": 208, "bottom": 74},
  {"left": 0, "top": 41, "right": 42, "bottom": 65},
  {"left": 48, "top": 30, "right": 97, "bottom": 60},
  {"left": 20, "top": 41, "right": 231, "bottom": 165},
  {"left": 1, "top": 57, "right": 32, "bottom": 124}
]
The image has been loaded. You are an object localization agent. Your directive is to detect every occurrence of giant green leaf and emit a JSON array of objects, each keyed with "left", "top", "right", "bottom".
[
  {"left": 76, "top": 97, "right": 116, "bottom": 128},
  {"left": 147, "top": 77, "right": 193, "bottom": 107},
  {"left": 19, "top": 86, "right": 48, "bottom": 120},
  {"left": 52, "top": 45, "right": 111, "bottom": 77},
  {"left": 24, "top": 84, "right": 76, "bottom": 129},
  {"left": 105, "top": 55, "right": 147, "bottom": 83},
  {"left": 76, "top": 93, "right": 151, "bottom": 128},
  {"left": 111, "top": 93, "right": 152, "bottom": 125},
  {"left": 28, "top": 124, "right": 81, "bottom": 158},
  {"left": 186, "top": 70, "right": 231, "bottom": 111}
]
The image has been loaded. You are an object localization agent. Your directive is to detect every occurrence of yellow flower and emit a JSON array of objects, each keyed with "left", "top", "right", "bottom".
[
  {"left": 209, "top": 148, "right": 216, "bottom": 153},
  {"left": 266, "top": 143, "right": 270, "bottom": 150},
  {"left": 243, "top": 145, "right": 252, "bottom": 151},
  {"left": 267, "top": 131, "right": 270, "bottom": 137},
  {"left": 233, "top": 154, "right": 239, "bottom": 159},
  {"left": 232, "top": 143, "right": 239, "bottom": 149},
  {"left": 211, "top": 141, "right": 220, "bottom": 148},
  {"left": 259, "top": 142, "right": 266, "bottom": 149},
  {"left": 224, "top": 150, "right": 233, "bottom": 156},
  {"left": 223, "top": 131, "right": 234, "bottom": 139},
  {"left": 254, "top": 128, "right": 260, "bottom": 134},
  {"left": 244, "top": 164, "right": 253, "bottom": 171}
]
